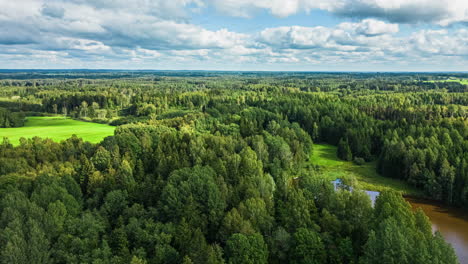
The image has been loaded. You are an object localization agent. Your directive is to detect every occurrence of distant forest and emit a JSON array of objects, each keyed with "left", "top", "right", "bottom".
[{"left": 0, "top": 71, "right": 465, "bottom": 263}]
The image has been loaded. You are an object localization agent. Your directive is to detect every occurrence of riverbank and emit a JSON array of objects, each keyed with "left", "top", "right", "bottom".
[
  {"left": 406, "top": 196, "right": 468, "bottom": 263},
  {"left": 311, "top": 144, "right": 467, "bottom": 262},
  {"left": 310, "top": 143, "right": 424, "bottom": 197}
]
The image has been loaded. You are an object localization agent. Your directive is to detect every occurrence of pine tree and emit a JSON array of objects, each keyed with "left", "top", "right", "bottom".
[{"left": 337, "top": 138, "right": 352, "bottom": 161}]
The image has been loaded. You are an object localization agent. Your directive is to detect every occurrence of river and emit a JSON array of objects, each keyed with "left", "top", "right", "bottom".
[
  {"left": 373, "top": 193, "right": 468, "bottom": 263},
  {"left": 405, "top": 197, "right": 468, "bottom": 264},
  {"left": 332, "top": 179, "right": 468, "bottom": 263}
]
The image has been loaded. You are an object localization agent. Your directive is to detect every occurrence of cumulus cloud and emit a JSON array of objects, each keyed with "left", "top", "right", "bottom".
[
  {"left": 254, "top": 21, "right": 467, "bottom": 68},
  {"left": 68, "top": 0, "right": 204, "bottom": 21},
  {"left": 331, "top": 0, "right": 468, "bottom": 26},
  {"left": 353, "top": 19, "right": 399, "bottom": 36},
  {"left": 0, "top": 0, "right": 246, "bottom": 51},
  {"left": 259, "top": 26, "right": 332, "bottom": 49},
  {"left": 210, "top": 0, "right": 468, "bottom": 25},
  {"left": 409, "top": 29, "right": 468, "bottom": 56},
  {"left": 259, "top": 20, "right": 399, "bottom": 51},
  {"left": 326, "top": 0, "right": 449, "bottom": 24},
  {"left": 0, "top": 0, "right": 466, "bottom": 70}
]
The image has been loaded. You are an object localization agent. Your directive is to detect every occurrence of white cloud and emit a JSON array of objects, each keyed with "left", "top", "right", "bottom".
[
  {"left": 0, "top": 0, "right": 247, "bottom": 51},
  {"left": 259, "top": 19, "right": 399, "bottom": 50},
  {"left": 56, "top": 37, "right": 111, "bottom": 53},
  {"left": 259, "top": 26, "right": 332, "bottom": 49},
  {"left": 409, "top": 29, "right": 468, "bottom": 56},
  {"left": 354, "top": 19, "right": 399, "bottom": 36},
  {"left": 0, "top": 0, "right": 466, "bottom": 70},
  {"left": 256, "top": 22, "right": 467, "bottom": 68},
  {"left": 68, "top": 0, "right": 204, "bottom": 20},
  {"left": 210, "top": 0, "right": 302, "bottom": 18},
  {"left": 209, "top": 0, "right": 468, "bottom": 25}
]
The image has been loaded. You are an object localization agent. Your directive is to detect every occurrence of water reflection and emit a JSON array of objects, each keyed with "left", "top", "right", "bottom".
[
  {"left": 331, "top": 178, "right": 468, "bottom": 262},
  {"left": 406, "top": 197, "right": 468, "bottom": 264},
  {"left": 365, "top": 190, "right": 380, "bottom": 205},
  {"left": 331, "top": 178, "right": 380, "bottom": 206}
]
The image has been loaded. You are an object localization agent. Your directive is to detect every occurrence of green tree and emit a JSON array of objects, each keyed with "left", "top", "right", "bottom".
[
  {"left": 337, "top": 138, "right": 352, "bottom": 161},
  {"left": 290, "top": 228, "right": 326, "bottom": 264},
  {"left": 225, "top": 233, "right": 268, "bottom": 264},
  {"left": 159, "top": 166, "right": 226, "bottom": 235},
  {"left": 91, "top": 146, "right": 112, "bottom": 171}
]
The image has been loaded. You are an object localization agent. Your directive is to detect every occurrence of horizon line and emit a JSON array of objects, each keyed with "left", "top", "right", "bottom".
[{"left": 0, "top": 69, "right": 467, "bottom": 74}]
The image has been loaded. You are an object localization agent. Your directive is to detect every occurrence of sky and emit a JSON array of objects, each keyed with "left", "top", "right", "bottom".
[{"left": 0, "top": 0, "right": 467, "bottom": 71}]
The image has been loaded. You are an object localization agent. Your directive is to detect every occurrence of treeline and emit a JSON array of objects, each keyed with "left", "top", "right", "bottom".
[
  {"left": 248, "top": 92, "right": 468, "bottom": 208},
  {"left": 0, "top": 107, "right": 25, "bottom": 128},
  {"left": 378, "top": 121, "right": 468, "bottom": 205}
]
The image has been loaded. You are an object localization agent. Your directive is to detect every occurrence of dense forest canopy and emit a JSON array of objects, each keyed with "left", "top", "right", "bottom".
[{"left": 0, "top": 71, "right": 466, "bottom": 263}]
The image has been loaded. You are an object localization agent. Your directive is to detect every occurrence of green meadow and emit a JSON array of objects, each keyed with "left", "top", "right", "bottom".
[
  {"left": 311, "top": 144, "right": 423, "bottom": 196},
  {"left": 0, "top": 116, "right": 115, "bottom": 146},
  {"left": 425, "top": 79, "right": 468, "bottom": 85}
]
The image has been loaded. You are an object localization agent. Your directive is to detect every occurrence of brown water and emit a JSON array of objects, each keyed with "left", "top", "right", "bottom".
[
  {"left": 332, "top": 179, "right": 468, "bottom": 263},
  {"left": 406, "top": 197, "right": 468, "bottom": 264}
]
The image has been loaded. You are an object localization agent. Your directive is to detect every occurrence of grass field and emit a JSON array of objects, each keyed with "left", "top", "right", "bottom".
[
  {"left": 311, "top": 144, "right": 423, "bottom": 196},
  {"left": 0, "top": 116, "right": 115, "bottom": 146},
  {"left": 424, "top": 79, "right": 468, "bottom": 85}
]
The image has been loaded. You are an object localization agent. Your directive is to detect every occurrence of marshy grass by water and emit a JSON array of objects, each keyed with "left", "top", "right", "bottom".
[{"left": 311, "top": 143, "right": 423, "bottom": 196}]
